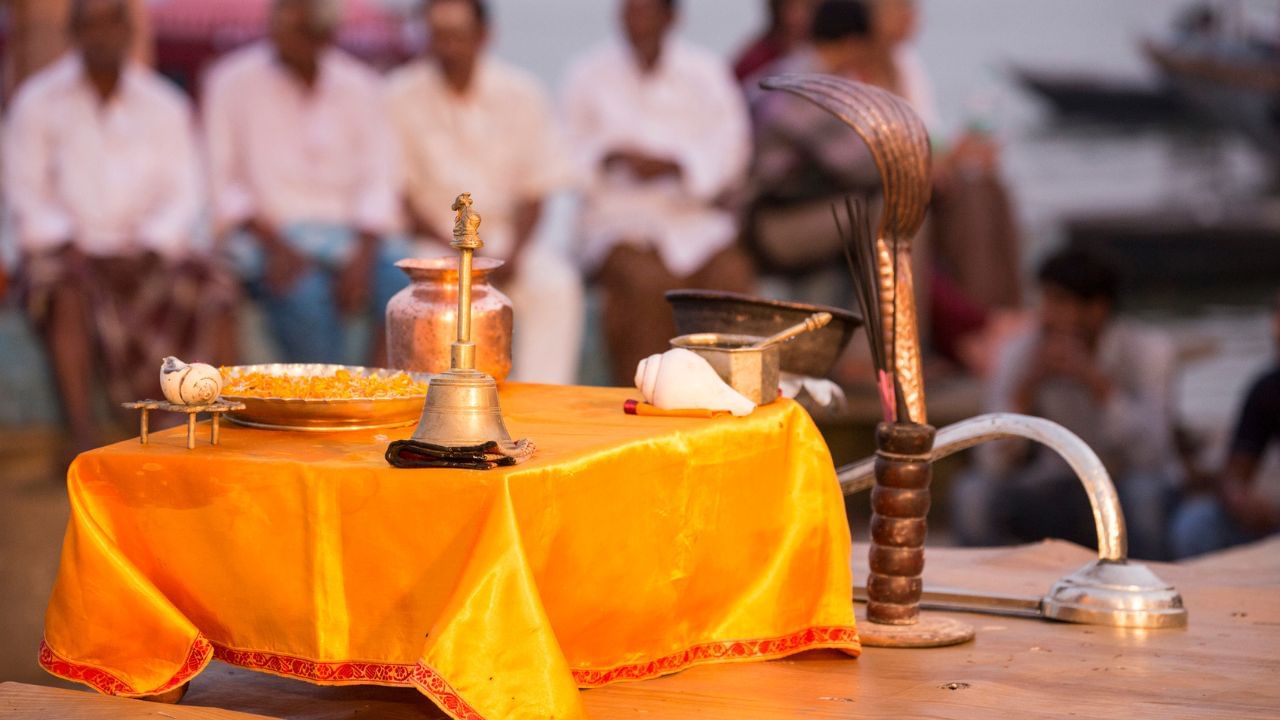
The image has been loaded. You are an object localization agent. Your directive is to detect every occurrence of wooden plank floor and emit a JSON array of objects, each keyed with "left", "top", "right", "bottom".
[
  {"left": 0, "top": 682, "right": 271, "bottom": 719},
  {"left": 5, "top": 539, "right": 1278, "bottom": 719}
]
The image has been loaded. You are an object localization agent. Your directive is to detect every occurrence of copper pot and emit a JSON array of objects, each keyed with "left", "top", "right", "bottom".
[{"left": 386, "top": 257, "right": 513, "bottom": 381}]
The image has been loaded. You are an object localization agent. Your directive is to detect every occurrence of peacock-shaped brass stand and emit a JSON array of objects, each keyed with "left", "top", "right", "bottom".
[{"left": 762, "top": 74, "right": 973, "bottom": 647}]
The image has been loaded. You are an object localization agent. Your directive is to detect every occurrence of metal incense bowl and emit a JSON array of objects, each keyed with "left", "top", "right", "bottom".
[
  {"left": 666, "top": 290, "right": 861, "bottom": 378},
  {"left": 670, "top": 333, "right": 781, "bottom": 406}
]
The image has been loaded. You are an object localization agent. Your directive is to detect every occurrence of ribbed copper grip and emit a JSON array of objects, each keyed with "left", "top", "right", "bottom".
[{"left": 867, "top": 422, "right": 936, "bottom": 625}]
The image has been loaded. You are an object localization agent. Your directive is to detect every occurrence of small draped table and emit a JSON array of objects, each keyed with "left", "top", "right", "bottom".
[{"left": 39, "top": 384, "right": 859, "bottom": 720}]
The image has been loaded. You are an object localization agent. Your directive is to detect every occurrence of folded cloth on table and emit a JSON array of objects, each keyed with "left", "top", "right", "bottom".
[
  {"left": 623, "top": 399, "right": 730, "bottom": 418},
  {"left": 780, "top": 374, "right": 848, "bottom": 413},
  {"left": 385, "top": 438, "right": 536, "bottom": 469}
]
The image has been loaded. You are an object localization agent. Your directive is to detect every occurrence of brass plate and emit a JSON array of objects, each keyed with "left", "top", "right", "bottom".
[{"left": 220, "top": 364, "right": 431, "bottom": 431}]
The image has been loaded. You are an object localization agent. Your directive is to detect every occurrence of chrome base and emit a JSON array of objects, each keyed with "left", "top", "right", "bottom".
[
  {"left": 1043, "top": 559, "right": 1187, "bottom": 629},
  {"left": 410, "top": 369, "right": 521, "bottom": 452}
]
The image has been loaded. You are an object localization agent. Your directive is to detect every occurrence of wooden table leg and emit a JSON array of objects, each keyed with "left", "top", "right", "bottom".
[
  {"left": 140, "top": 409, "right": 149, "bottom": 445},
  {"left": 211, "top": 413, "right": 220, "bottom": 446},
  {"left": 186, "top": 413, "right": 196, "bottom": 450}
]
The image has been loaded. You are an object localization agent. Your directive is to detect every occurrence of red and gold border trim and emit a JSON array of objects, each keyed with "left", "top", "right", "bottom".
[
  {"left": 211, "top": 644, "right": 485, "bottom": 720},
  {"left": 571, "top": 625, "right": 860, "bottom": 686},
  {"left": 211, "top": 644, "right": 418, "bottom": 685},
  {"left": 39, "top": 625, "right": 858, "bottom": 720},
  {"left": 38, "top": 636, "right": 212, "bottom": 698},
  {"left": 411, "top": 663, "right": 487, "bottom": 720}
]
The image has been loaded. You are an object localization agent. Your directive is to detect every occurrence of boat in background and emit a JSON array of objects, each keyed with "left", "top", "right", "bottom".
[
  {"left": 1145, "top": 39, "right": 1280, "bottom": 160},
  {"left": 1066, "top": 203, "right": 1280, "bottom": 305},
  {"left": 1010, "top": 65, "right": 1194, "bottom": 126}
]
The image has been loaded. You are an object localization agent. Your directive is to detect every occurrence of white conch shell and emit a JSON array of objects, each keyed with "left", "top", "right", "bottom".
[
  {"left": 160, "top": 356, "right": 222, "bottom": 405},
  {"left": 634, "top": 348, "right": 755, "bottom": 417}
]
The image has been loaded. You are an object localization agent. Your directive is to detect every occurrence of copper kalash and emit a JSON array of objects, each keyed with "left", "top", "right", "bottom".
[{"left": 385, "top": 193, "right": 533, "bottom": 470}]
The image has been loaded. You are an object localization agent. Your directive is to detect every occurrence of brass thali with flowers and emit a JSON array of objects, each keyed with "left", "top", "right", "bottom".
[{"left": 220, "top": 364, "right": 432, "bottom": 431}]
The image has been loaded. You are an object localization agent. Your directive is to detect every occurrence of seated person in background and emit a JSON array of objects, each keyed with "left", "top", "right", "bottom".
[
  {"left": 950, "top": 249, "right": 1180, "bottom": 560},
  {"left": 387, "top": 0, "right": 582, "bottom": 384},
  {"left": 562, "top": 0, "right": 754, "bottom": 386},
  {"left": 1171, "top": 294, "right": 1280, "bottom": 558},
  {"left": 742, "top": 0, "right": 880, "bottom": 308},
  {"left": 204, "top": 0, "right": 405, "bottom": 365},
  {"left": 732, "top": 0, "right": 816, "bottom": 81},
  {"left": 5, "top": 0, "right": 234, "bottom": 453}
]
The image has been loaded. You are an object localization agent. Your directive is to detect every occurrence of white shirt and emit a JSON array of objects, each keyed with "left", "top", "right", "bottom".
[
  {"left": 562, "top": 39, "right": 751, "bottom": 276},
  {"left": 203, "top": 43, "right": 400, "bottom": 235},
  {"left": 386, "top": 57, "right": 569, "bottom": 260},
  {"left": 4, "top": 54, "right": 202, "bottom": 258}
]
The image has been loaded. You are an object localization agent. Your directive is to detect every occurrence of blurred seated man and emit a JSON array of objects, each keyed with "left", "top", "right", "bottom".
[
  {"left": 387, "top": 0, "right": 582, "bottom": 383},
  {"left": 204, "top": 0, "right": 405, "bottom": 364},
  {"left": 741, "top": 0, "right": 880, "bottom": 308},
  {"left": 950, "top": 249, "right": 1180, "bottom": 560},
  {"left": 562, "top": 0, "right": 754, "bottom": 385},
  {"left": 4, "top": 0, "right": 233, "bottom": 453},
  {"left": 732, "top": 0, "right": 815, "bottom": 81},
  {"left": 1170, "top": 295, "right": 1280, "bottom": 558}
]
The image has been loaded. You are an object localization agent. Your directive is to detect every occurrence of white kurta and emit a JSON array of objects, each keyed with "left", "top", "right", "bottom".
[
  {"left": 4, "top": 54, "right": 202, "bottom": 259},
  {"left": 202, "top": 43, "right": 400, "bottom": 235},
  {"left": 386, "top": 57, "right": 583, "bottom": 385},
  {"left": 386, "top": 57, "right": 570, "bottom": 260},
  {"left": 561, "top": 39, "right": 751, "bottom": 277}
]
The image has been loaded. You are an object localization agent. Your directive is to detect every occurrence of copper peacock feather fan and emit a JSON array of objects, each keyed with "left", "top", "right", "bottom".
[{"left": 761, "top": 73, "right": 933, "bottom": 425}]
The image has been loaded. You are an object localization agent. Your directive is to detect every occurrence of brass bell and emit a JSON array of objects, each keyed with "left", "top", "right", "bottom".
[{"left": 407, "top": 193, "right": 530, "bottom": 457}]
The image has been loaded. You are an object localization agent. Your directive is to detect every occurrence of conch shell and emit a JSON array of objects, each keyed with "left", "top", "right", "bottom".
[
  {"left": 634, "top": 348, "right": 755, "bottom": 417},
  {"left": 160, "top": 356, "right": 222, "bottom": 405}
]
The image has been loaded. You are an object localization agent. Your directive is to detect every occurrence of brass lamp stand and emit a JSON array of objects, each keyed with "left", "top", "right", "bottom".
[
  {"left": 762, "top": 74, "right": 973, "bottom": 648},
  {"left": 406, "top": 193, "right": 530, "bottom": 455}
]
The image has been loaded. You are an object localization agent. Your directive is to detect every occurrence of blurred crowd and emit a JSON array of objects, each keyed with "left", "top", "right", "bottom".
[{"left": 0, "top": 0, "right": 1276, "bottom": 560}]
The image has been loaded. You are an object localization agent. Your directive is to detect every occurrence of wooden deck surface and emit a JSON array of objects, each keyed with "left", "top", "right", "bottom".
[{"left": 4, "top": 538, "right": 1278, "bottom": 719}]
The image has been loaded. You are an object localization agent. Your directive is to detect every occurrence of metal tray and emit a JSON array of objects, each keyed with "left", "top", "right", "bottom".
[{"left": 220, "top": 364, "right": 431, "bottom": 431}]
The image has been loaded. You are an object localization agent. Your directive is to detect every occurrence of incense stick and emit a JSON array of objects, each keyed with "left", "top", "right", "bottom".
[{"left": 835, "top": 196, "right": 897, "bottom": 423}]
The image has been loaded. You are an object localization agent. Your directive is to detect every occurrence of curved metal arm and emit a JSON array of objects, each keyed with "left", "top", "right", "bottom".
[{"left": 836, "top": 413, "right": 1127, "bottom": 561}]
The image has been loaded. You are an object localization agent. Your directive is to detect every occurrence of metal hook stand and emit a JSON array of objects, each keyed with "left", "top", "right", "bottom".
[{"left": 842, "top": 413, "right": 1187, "bottom": 630}]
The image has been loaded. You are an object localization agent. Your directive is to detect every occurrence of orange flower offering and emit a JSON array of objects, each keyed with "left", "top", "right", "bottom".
[{"left": 220, "top": 367, "right": 429, "bottom": 400}]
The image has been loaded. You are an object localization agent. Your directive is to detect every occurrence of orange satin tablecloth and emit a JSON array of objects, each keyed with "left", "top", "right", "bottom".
[{"left": 40, "top": 384, "right": 859, "bottom": 720}]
